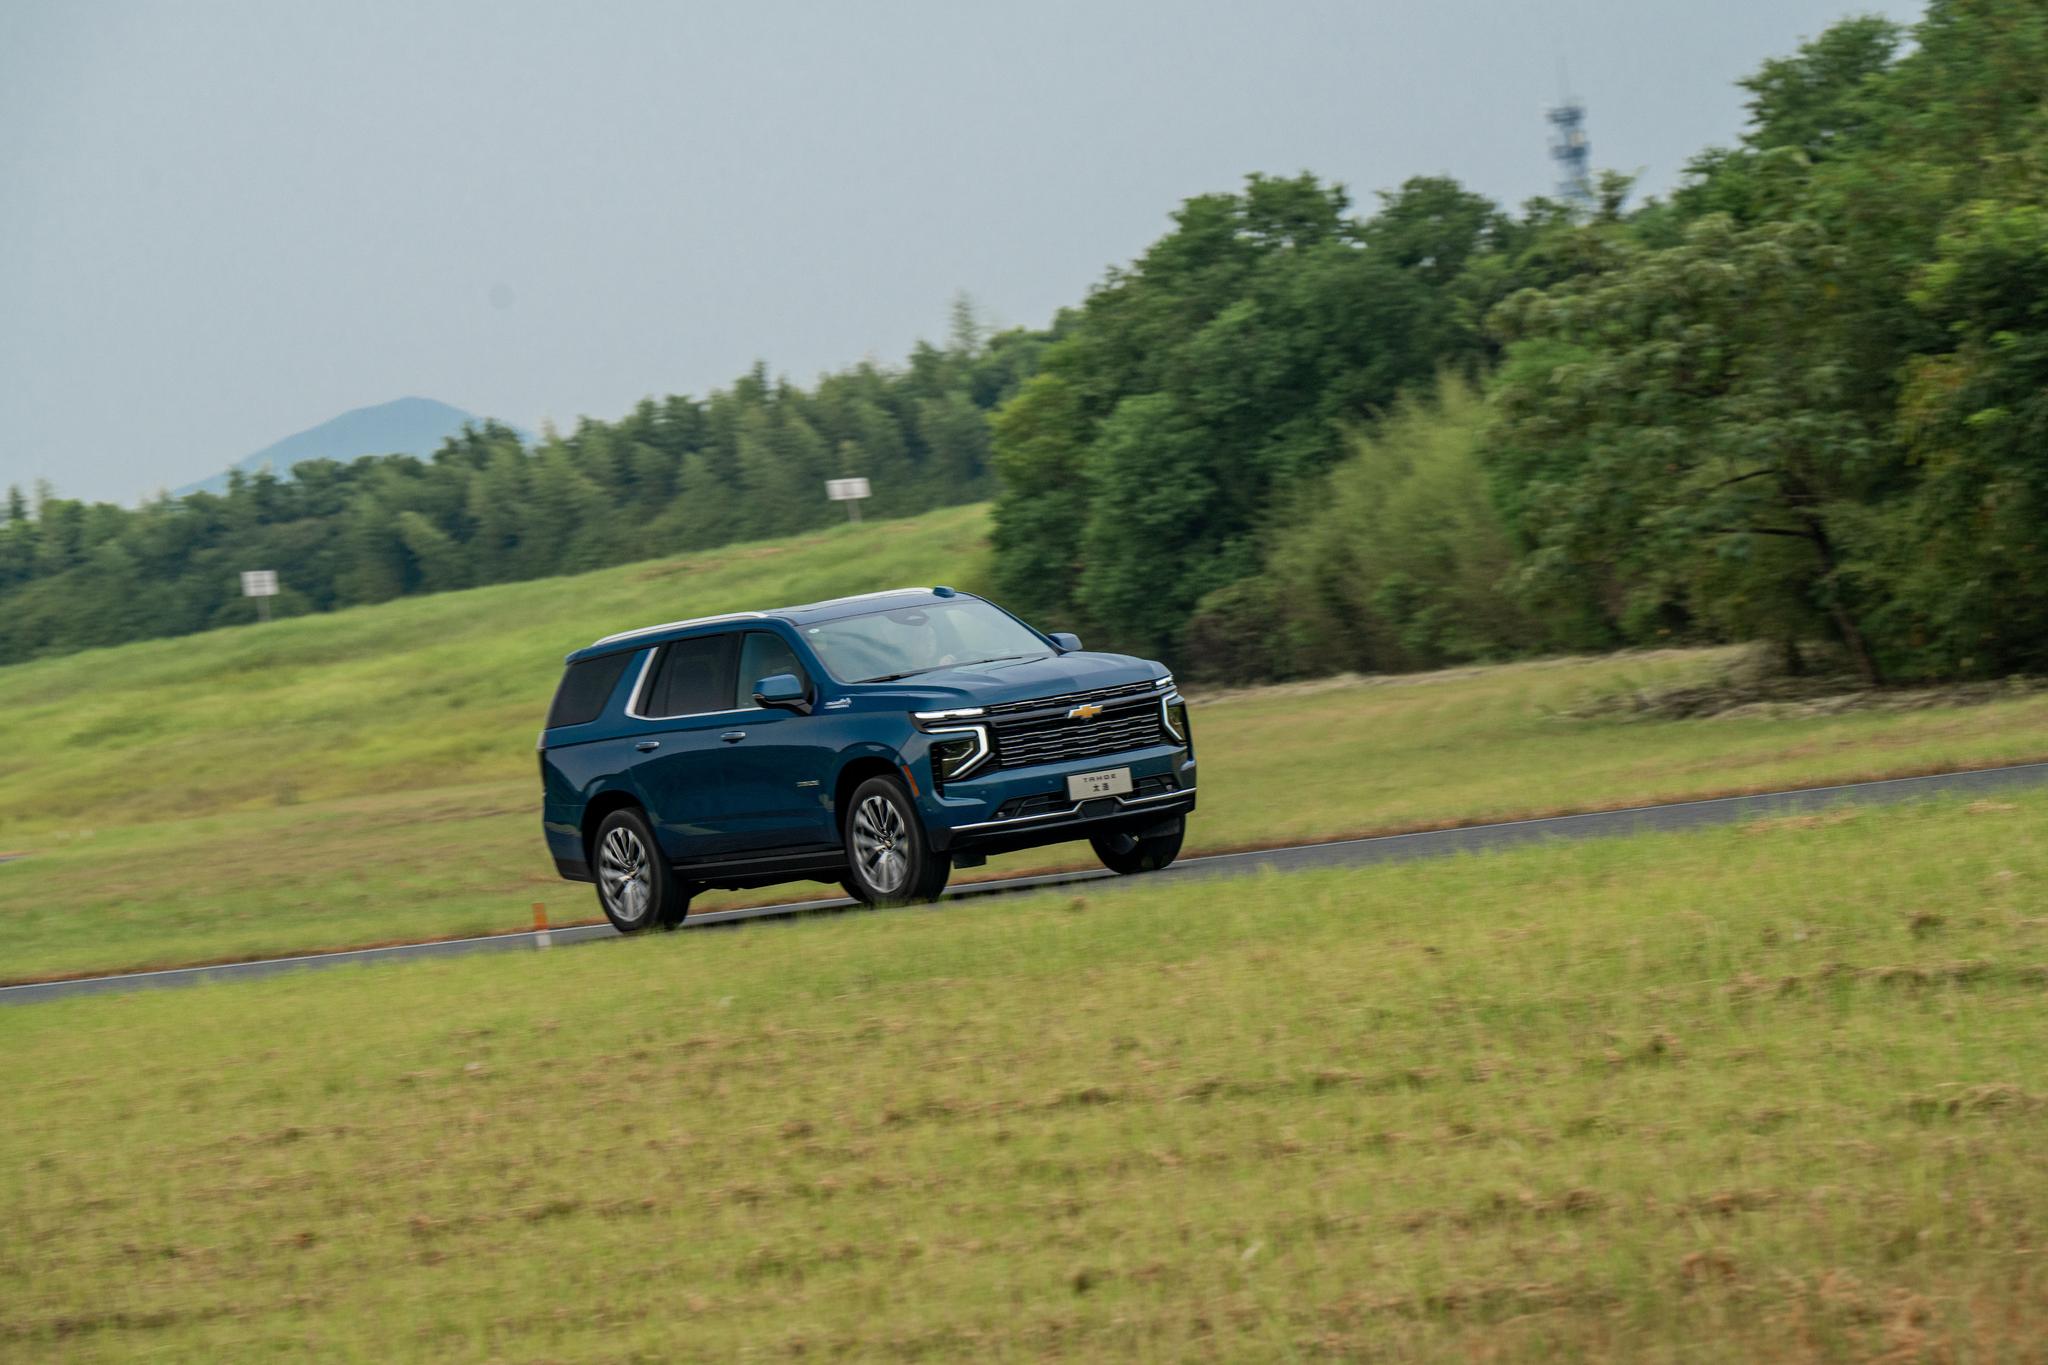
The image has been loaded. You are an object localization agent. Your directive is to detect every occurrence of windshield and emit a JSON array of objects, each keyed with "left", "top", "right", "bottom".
[{"left": 801, "top": 599, "right": 1050, "bottom": 683}]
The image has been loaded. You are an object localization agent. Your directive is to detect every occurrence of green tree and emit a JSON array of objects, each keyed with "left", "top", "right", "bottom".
[
  {"left": 395, "top": 510, "right": 471, "bottom": 593},
  {"left": 336, "top": 494, "right": 408, "bottom": 604},
  {"left": 990, "top": 172, "right": 1507, "bottom": 654},
  {"left": 1882, "top": 194, "right": 2048, "bottom": 674},
  {"left": 1258, "top": 375, "right": 1551, "bottom": 675},
  {"left": 1492, "top": 214, "right": 1897, "bottom": 679},
  {"left": 735, "top": 409, "right": 810, "bottom": 536}
]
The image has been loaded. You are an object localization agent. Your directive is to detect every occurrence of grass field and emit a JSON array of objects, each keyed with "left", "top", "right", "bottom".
[
  {"left": 3, "top": 793, "right": 2042, "bottom": 1360},
  {"left": 8, "top": 501, "right": 2048, "bottom": 980}
]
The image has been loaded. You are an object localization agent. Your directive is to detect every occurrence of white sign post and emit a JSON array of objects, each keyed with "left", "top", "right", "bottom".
[
  {"left": 825, "top": 476, "right": 872, "bottom": 523},
  {"left": 240, "top": 569, "right": 279, "bottom": 623}
]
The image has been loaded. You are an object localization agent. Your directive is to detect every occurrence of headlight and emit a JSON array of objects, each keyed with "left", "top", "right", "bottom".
[
  {"left": 924, "top": 723, "right": 991, "bottom": 786},
  {"left": 1162, "top": 698, "right": 1190, "bottom": 744}
]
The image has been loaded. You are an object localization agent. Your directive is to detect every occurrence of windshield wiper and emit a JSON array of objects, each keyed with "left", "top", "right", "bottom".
[
  {"left": 855, "top": 666, "right": 945, "bottom": 683},
  {"left": 854, "top": 654, "right": 1047, "bottom": 684},
  {"left": 963, "top": 654, "right": 1046, "bottom": 668}
]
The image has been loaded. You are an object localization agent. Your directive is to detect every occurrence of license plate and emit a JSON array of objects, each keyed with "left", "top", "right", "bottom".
[{"left": 1066, "top": 766, "right": 1133, "bottom": 801}]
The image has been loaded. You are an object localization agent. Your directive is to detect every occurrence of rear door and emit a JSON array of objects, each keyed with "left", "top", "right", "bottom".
[{"left": 624, "top": 632, "right": 755, "bottom": 861}]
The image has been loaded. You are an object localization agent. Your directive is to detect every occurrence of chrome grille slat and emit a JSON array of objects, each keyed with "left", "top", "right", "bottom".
[{"left": 983, "top": 681, "right": 1157, "bottom": 716}]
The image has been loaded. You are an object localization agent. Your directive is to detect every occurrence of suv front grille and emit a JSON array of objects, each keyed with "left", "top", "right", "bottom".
[{"left": 989, "top": 696, "right": 1167, "bottom": 770}]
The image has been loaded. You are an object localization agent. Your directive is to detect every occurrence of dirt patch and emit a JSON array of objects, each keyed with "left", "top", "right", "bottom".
[
  {"left": 1567, "top": 649, "right": 2048, "bottom": 723},
  {"left": 1191, "top": 649, "right": 1711, "bottom": 706},
  {"left": 1744, "top": 809, "right": 1860, "bottom": 835}
]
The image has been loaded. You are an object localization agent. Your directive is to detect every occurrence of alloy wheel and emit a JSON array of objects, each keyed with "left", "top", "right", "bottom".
[
  {"left": 851, "top": 793, "right": 909, "bottom": 895},
  {"left": 599, "top": 826, "right": 652, "bottom": 926}
]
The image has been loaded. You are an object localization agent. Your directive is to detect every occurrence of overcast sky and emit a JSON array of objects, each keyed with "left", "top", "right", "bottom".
[{"left": 2, "top": 0, "right": 1926, "bottom": 504}]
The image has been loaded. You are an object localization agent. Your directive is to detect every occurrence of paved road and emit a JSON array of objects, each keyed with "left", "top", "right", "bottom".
[{"left": 7, "top": 761, "right": 2045, "bottom": 1007}]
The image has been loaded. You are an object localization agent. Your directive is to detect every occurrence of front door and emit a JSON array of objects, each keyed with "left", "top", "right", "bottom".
[{"left": 719, "top": 630, "right": 837, "bottom": 851}]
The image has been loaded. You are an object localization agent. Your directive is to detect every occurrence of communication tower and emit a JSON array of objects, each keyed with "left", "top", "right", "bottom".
[{"left": 1548, "top": 98, "right": 1593, "bottom": 210}]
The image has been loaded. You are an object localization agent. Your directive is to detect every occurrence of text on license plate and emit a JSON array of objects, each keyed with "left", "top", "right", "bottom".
[{"left": 1066, "top": 767, "right": 1133, "bottom": 801}]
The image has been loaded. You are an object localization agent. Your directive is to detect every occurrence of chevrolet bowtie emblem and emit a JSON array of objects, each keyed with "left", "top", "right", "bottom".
[{"left": 1068, "top": 703, "right": 1103, "bottom": 720}]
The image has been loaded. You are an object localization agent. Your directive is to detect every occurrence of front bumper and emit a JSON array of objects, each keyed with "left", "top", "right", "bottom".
[{"left": 919, "top": 742, "right": 1197, "bottom": 857}]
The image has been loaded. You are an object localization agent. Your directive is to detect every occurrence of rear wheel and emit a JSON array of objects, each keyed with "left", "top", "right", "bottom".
[
  {"left": 842, "top": 776, "right": 951, "bottom": 905},
  {"left": 1091, "top": 814, "right": 1185, "bottom": 875},
  {"left": 593, "top": 808, "right": 690, "bottom": 932}
]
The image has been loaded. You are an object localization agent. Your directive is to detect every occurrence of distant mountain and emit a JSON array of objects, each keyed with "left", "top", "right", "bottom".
[{"left": 174, "top": 397, "right": 504, "bottom": 496}]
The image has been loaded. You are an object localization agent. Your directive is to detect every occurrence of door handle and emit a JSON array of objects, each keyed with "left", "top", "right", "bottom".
[
  {"left": 635, "top": 740, "right": 661, "bottom": 752},
  {"left": 720, "top": 731, "right": 747, "bottom": 744}
]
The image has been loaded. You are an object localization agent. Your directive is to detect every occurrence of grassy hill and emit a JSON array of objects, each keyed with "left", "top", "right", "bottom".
[
  {"left": 8, "top": 501, "right": 2048, "bottom": 979},
  {"left": 0, "top": 504, "right": 997, "bottom": 833}
]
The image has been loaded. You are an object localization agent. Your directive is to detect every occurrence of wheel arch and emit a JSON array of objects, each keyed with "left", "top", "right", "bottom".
[
  {"left": 580, "top": 788, "right": 648, "bottom": 865},
  {"left": 832, "top": 754, "right": 905, "bottom": 836}
]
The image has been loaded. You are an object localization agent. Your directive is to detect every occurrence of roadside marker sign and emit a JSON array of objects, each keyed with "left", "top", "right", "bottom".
[
  {"left": 240, "top": 569, "right": 279, "bottom": 622},
  {"left": 825, "top": 476, "right": 872, "bottom": 522}
]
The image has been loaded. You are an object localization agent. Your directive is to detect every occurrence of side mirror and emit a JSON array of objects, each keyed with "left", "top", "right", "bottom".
[
  {"left": 1048, "top": 631, "right": 1083, "bottom": 652},
  {"left": 752, "top": 673, "right": 810, "bottom": 714}
]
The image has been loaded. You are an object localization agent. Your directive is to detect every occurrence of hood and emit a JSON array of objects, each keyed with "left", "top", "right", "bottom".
[{"left": 866, "top": 650, "right": 1165, "bottom": 710}]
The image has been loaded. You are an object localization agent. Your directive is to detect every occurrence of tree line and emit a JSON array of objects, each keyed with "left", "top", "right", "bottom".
[
  {"left": 0, "top": 301, "right": 1043, "bottom": 661},
  {"left": 993, "top": 0, "right": 2048, "bottom": 685}
]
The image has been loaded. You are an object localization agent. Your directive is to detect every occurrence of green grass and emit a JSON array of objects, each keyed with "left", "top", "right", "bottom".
[
  {"left": 3, "top": 795, "right": 2042, "bottom": 1360},
  {"left": 9, "top": 501, "right": 2048, "bottom": 980}
]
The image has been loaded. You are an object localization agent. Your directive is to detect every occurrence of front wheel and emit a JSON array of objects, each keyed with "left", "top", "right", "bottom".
[
  {"left": 593, "top": 808, "right": 690, "bottom": 932},
  {"left": 842, "top": 776, "right": 951, "bottom": 906},
  {"left": 1091, "top": 815, "right": 1185, "bottom": 875}
]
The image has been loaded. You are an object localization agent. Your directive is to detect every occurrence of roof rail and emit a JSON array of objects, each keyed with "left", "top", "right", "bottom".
[
  {"left": 587, "top": 585, "right": 969, "bottom": 650},
  {"left": 589, "top": 611, "right": 767, "bottom": 648}
]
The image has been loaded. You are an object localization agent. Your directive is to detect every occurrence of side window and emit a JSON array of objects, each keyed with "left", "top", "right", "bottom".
[
  {"left": 641, "top": 634, "right": 739, "bottom": 717},
  {"left": 735, "top": 631, "right": 809, "bottom": 709},
  {"left": 547, "top": 652, "right": 632, "bottom": 729}
]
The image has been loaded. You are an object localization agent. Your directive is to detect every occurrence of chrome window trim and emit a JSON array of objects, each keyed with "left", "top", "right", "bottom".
[
  {"left": 949, "top": 785, "right": 1196, "bottom": 833},
  {"left": 625, "top": 639, "right": 761, "bottom": 724},
  {"left": 924, "top": 723, "right": 992, "bottom": 781},
  {"left": 624, "top": 649, "right": 660, "bottom": 718}
]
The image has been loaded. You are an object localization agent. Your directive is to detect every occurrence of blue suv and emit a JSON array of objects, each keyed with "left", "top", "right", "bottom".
[{"left": 540, "top": 587, "right": 1196, "bottom": 931}]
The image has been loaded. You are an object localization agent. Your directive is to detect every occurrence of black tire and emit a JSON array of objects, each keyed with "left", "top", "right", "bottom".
[
  {"left": 841, "top": 775, "right": 951, "bottom": 905},
  {"left": 1091, "top": 814, "right": 1185, "bottom": 875},
  {"left": 592, "top": 807, "right": 690, "bottom": 933}
]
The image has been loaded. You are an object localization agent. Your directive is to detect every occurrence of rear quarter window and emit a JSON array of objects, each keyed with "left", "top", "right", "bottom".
[
  {"left": 642, "top": 633, "right": 739, "bottom": 717},
  {"left": 547, "top": 652, "right": 634, "bottom": 729}
]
